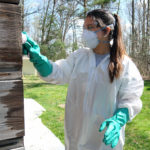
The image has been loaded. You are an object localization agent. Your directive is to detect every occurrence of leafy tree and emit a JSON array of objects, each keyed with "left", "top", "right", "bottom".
[{"left": 40, "top": 39, "right": 67, "bottom": 61}]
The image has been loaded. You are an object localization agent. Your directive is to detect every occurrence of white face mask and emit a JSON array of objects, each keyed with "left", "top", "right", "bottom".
[
  {"left": 82, "top": 24, "right": 114, "bottom": 49},
  {"left": 82, "top": 29, "right": 100, "bottom": 49}
]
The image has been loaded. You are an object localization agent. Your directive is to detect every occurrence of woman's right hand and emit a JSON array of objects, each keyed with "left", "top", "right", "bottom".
[
  {"left": 22, "top": 31, "right": 41, "bottom": 63},
  {"left": 21, "top": 31, "right": 53, "bottom": 77},
  {"left": 22, "top": 32, "right": 29, "bottom": 55}
]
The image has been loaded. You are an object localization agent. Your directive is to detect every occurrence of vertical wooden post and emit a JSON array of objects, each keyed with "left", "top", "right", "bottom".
[{"left": 0, "top": 0, "right": 24, "bottom": 149}]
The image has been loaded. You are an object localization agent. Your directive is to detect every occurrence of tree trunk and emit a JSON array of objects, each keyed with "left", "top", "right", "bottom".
[
  {"left": 62, "top": 16, "right": 70, "bottom": 42},
  {"left": 117, "top": 0, "right": 121, "bottom": 15},
  {"left": 45, "top": 0, "right": 56, "bottom": 44},
  {"left": 62, "top": 1, "right": 77, "bottom": 42},
  {"left": 147, "top": 0, "right": 150, "bottom": 53},
  {"left": 41, "top": 0, "right": 50, "bottom": 44},
  {"left": 131, "top": 0, "right": 135, "bottom": 56},
  {"left": 72, "top": 15, "right": 77, "bottom": 52},
  {"left": 142, "top": 0, "right": 146, "bottom": 52},
  {"left": 84, "top": 0, "right": 87, "bottom": 18},
  {"left": 21, "top": 0, "right": 24, "bottom": 31}
]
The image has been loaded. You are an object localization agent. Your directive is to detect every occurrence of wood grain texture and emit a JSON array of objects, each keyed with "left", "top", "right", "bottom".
[
  {"left": 0, "top": 2, "right": 24, "bottom": 149},
  {"left": 0, "top": 137, "right": 24, "bottom": 150},
  {"left": 0, "top": 0, "right": 20, "bottom": 4},
  {"left": 0, "top": 80, "right": 24, "bottom": 141},
  {"left": 0, "top": 71, "right": 22, "bottom": 81},
  {"left": 0, "top": 3, "right": 22, "bottom": 79}
]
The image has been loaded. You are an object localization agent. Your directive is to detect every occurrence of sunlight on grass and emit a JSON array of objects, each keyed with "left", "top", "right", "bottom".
[{"left": 124, "top": 80, "right": 150, "bottom": 150}]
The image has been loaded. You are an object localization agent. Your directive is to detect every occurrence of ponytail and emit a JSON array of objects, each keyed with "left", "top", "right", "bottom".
[
  {"left": 108, "top": 14, "right": 127, "bottom": 83},
  {"left": 86, "top": 9, "right": 127, "bottom": 83}
]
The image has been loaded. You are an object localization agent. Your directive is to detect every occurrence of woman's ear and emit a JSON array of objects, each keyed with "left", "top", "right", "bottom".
[{"left": 104, "top": 27, "right": 111, "bottom": 37}]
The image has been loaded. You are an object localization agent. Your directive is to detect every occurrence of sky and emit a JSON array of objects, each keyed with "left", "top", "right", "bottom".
[
  {"left": 25, "top": 0, "right": 132, "bottom": 24},
  {"left": 24, "top": 0, "right": 133, "bottom": 29}
]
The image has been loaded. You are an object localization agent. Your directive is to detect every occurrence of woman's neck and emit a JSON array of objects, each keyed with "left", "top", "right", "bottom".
[{"left": 93, "top": 43, "right": 110, "bottom": 55}]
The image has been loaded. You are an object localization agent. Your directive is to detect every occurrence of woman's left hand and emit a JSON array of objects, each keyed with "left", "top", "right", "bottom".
[{"left": 99, "top": 108, "right": 129, "bottom": 148}]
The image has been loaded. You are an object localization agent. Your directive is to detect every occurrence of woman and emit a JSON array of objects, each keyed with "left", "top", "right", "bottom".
[{"left": 22, "top": 9, "right": 144, "bottom": 150}]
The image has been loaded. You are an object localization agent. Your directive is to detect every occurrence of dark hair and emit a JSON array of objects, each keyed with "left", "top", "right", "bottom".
[{"left": 86, "top": 9, "right": 127, "bottom": 83}]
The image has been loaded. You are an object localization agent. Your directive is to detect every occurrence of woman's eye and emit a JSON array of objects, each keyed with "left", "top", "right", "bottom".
[
  {"left": 87, "top": 26, "right": 94, "bottom": 30},
  {"left": 83, "top": 26, "right": 96, "bottom": 30}
]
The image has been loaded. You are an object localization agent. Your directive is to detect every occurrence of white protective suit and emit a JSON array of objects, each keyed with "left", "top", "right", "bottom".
[{"left": 40, "top": 48, "right": 144, "bottom": 150}]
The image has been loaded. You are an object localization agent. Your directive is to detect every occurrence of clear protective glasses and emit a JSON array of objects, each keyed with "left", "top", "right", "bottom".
[{"left": 83, "top": 24, "right": 99, "bottom": 30}]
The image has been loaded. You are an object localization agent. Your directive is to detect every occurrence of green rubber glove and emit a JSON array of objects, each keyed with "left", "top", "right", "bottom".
[
  {"left": 22, "top": 31, "right": 53, "bottom": 77},
  {"left": 99, "top": 108, "right": 129, "bottom": 148}
]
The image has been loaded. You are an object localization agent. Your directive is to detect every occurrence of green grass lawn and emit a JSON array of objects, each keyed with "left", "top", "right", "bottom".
[
  {"left": 124, "top": 80, "right": 150, "bottom": 150},
  {"left": 23, "top": 75, "right": 150, "bottom": 149}
]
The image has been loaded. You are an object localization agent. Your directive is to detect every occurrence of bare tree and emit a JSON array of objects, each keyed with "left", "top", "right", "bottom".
[
  {"left": 45, "top": 0, "right": 57, "bottom": 44},
  {"left": 116, "top": 0, "right": 121, "bottom": 14},
  {"left": 41, "top": 0, "right": 51, "bottom": 44},
  {"left": 142, "top": 0, "right": 146, "bottom": 52},
  {"left": 20, "top": 0, "right": 42, "bottom": 31},
  {"left": 131, "top": 0, "right": 135, "bottom": 56},
  {"left": 84, "top": 0, "right": 87, "bottom": 18},
  {"left": 57, "top": 0, "right": 78, "bottom": 42},
  {"left": 147, "top": 0, "right": 150, "bottom": 53},
  {"left": 20, "top": 0, "right": 24, "bottom": 30}
]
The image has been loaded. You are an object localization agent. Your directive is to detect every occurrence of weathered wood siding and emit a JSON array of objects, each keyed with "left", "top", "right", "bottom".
[
  {"left": 0, "top": 80, "right": 24, "bottom": 140},
  {"left": 0, "top": 137, "right": 24, "bottom": 150},
  {"left": 0, "top": 0, "right": 20, "bottom": 4},
  {"left": 0, "top": 1, "right": 24, "bottom": 149},
  {"left": 0, "top": 3, "right": 22, "bottom": 78}
]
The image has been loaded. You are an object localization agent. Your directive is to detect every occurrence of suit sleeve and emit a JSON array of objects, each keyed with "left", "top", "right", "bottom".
[
  {"left": 39, "top": 51, "right": 76, "bottom": 85},
  {"left": 117, "top": 58, "right": 144, "bottom": 121}
]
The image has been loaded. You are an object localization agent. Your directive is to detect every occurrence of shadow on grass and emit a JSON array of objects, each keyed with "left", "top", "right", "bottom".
[
  {"left": 24, "top": 83, "right": 51, "bottom": 89},
  {"left": 144, "top": 80, "right": 150, "bottom": 87}
]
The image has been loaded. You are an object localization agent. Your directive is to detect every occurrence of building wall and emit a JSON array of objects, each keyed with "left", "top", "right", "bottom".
[
  {"left": 23, "top": 56, "right": 37, "bottom": 76},
  {"left": 0, "top": 1, "right": 24, "bottom": 149}
]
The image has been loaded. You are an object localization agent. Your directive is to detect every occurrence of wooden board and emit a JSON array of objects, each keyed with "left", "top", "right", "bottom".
[
  {"left": 0, "top": 71, "right": 22, "bottom": 81},
  {"left": 0, "top": 3, "right": 22, "bottom": 80},
  {"left": 0, "top": 2, "right": 24, "bottom": 149},
  {"left": 0, "top": 0, "right": 20, "bottom": 4},
  {"left": 0, "top": 137, "right": 24, "bottom": 150},
  {"left": 0, "top": 80, "right": 24, "bottom": 141}
]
